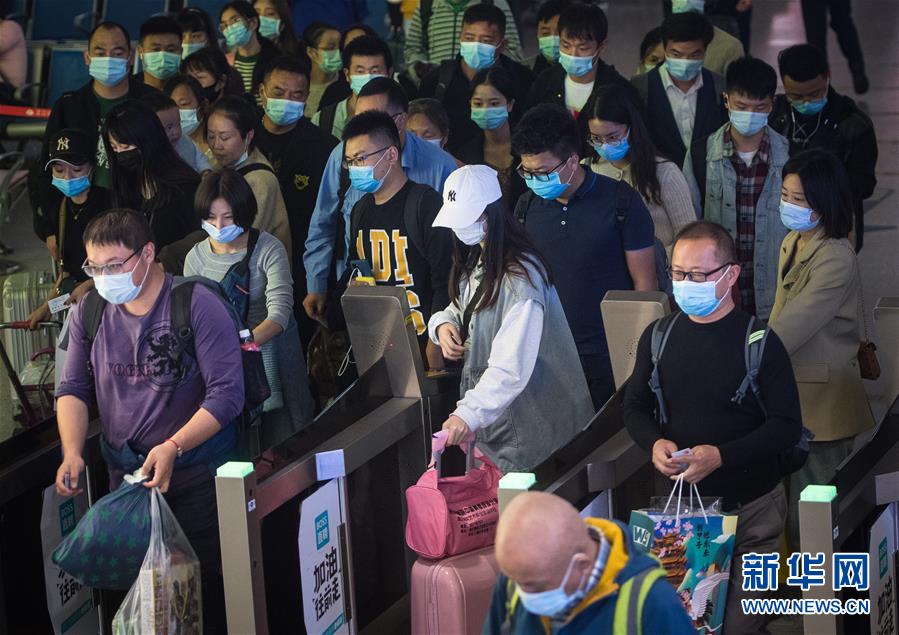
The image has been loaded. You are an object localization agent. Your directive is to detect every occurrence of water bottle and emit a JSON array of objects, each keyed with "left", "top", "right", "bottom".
[{"left": 239, "top": 328, "right": 260, "bottom": 352}]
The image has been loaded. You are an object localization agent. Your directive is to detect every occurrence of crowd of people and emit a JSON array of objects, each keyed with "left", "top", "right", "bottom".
[{"left": 24, "top": 0, "right": 880, "bottom": 631}]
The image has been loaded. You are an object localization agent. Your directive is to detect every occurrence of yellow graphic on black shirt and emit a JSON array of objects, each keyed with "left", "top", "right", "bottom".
[{"left": 356, "top": 228, "right": 425, "bottom": 334}]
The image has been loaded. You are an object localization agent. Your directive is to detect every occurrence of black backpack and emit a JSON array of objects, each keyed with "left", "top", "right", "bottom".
[{"left": 647, "top": 312, "right": 813, "bottom": 475}]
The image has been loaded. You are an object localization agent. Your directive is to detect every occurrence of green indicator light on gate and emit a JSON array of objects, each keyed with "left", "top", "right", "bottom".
[
  {"left": 800, "top": 484, "right": 837, "bottom": 503},
  {"left": 217, "top": 461, "right": 254, "bottom": 478},
  {"left": 500, "top": 472, "right": 536, "bottom": 490}
]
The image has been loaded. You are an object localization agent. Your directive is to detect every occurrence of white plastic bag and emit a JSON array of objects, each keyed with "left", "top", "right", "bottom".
[{"left": 112, "top": 488, "right": 202, "bottom": 635}]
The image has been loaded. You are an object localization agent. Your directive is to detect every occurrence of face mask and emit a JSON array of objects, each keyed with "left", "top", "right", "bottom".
[
  {"left": 460, "top": 41, "right": 497, "bottom": 71},
  {"left": 202, "top": 220, "right": 245, "bottom": 243},
  {"left": 593, "top": 133, "right": 630, "bottom": 162},
  {"left": 538, "top": 35, "right": 560, "bottom": 62},
  {"left": 424, "top": 137, "right": 444, "bottom": 147},
  {"left": 259, "top": 15, "right": 281, "bottom": 39},
  {"left": 728, "top": 109, "right": 769, "bottom": 136},
  {"left": 779, "top": 199, "right": 820, "bottom": 232},
  {"left": 89, "top": 56, "right": 129, "bottom": 87},
  {"left": 233, "top": 150, "right": 249, "bottom": 167},
  {"left": 114, "top": 148, "right": 142, "bottom": 170},
  {"left": 524, "top": 160, "right": 573, "bottom": 200},
  {"left": 470, "top": 106, "right": 508, "bottom": 130},
  {"left": 672, "top": 0, "right": 705, "bottom": 13},
  {"left": 672, "top": 265, "right": 731, "bottom": 317},
  {"left": 180, "top": 108, "right": 200, "bottom": 135},
  {"left": 350, "top": 73, "right": 384, "bottom": 95},
  {"left": 223, "top": 21, "right": 252, "bottom": 48},
  {"left": 182, "top": 41, "right": 205, "bottom": 58},
  {"left": 265, "top": 97, "right": 304, "bottom": 125},
  {"left": 517, "top": 555, "right": 589, "bottom": 617},
  {"left": 318, "top": 49, "right": 343, "bottom": 73},
  {"left": 142, "top": 51, "right": 180, "bottom": 80},
  {"left": 453, "top": 219, "right": 486, "bottom": 246},
  {"left": 93, "top": 253, "right": 150, "bottom": 305},
  {"left": 348, "top": 151, "right": 390, "bottom": 193},
  {"left": 559, "top": 52, "right": 595, "bottom": 78},
  {"left": 791, "top": 94, "right": 828, "bottom": 116},
  {"left": 52, "top": 175, "right": 91, "bottom": 198},
  {"left": 665, "top": 57, "right": 703, "bottom": 82},
  {"left": 203, "top": 83, "right": 221, "bottom": 104}
]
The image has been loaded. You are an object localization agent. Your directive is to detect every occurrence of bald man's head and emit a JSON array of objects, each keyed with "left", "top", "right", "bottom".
[{"left": 495, "top": 492, "right": 597, "bottom": 594}]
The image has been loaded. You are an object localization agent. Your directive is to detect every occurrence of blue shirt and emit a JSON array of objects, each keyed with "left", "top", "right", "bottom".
[
  {"left": 512, "top": 169, "right": 655, "bottom": 356},
  {"left": 304, "top": 132, "right": 457, "bottom": 294}
]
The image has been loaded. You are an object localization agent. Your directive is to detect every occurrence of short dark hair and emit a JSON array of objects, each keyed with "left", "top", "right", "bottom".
[
  {"left": 536, "top": 0, "right": 572, "bottom": 25},
  {"left": 221, "top": 0, "right": 257, "bottom": 22},
  {"left": 777, "top": 44, "right": 829, "bottom": 83},
  {"left": 408, "top": 98, "right": 450, "bottom": 137},
  {"left": 181, "top": 47, "right": 231, "bottom": 80},
  {"left": 263, "top": 55, "right": 311, "bottom": 84},
  {"left": 176, "top": 6, "right": 219, "bottom": 51},
  {"left": 726, "top": 56, "right": 777, "bottom": 101},
  {"left": 139, "top": 15, "right": 182, "bottom": 42},
  {"left": 341, "top": 23, "right": 379, "bottom": 49},
  {"left": 163, "top": 73, "right": 207, "bottom": 106},
  {"left": 558, "top": 3, "right": 608, "bottom": 45},
  {"left": 782, "top": 149, "right": 854, "bottom": 239},
  {"left": 639, "top": 26, "right": 663, "bottom": 61},
  {"left": 89, "top": 21, "right": 131, "bottom": 47},
  {"left": 140, "top": 91, "right": 178, "bottom": 113},
  {"left": 342, "top": 110, "right": 401, "bottom": 150},
  {"left": 302, "top": 21, "right": 339, "bottom": 48},
  {"left": 357, "top": 77, "right": 409, "bottom": 113},
  {"left": 512, "top": 103, "right": 579, "bottom": 161},
  {"left": 194, "top": 169, "right": 258, "bottom": 230},
  {"left": 208, "top": 95, "right": 257, "bottom": 140},
  {"left": 673, "top": 220, "right": 736, "bottom": 264},
  {"left": 661, "top": 12, "right": 713, "bottom": 48},
  {"left": 341, "top": 34, "right": 393, "bottom": 71},
  {"left": 462, "top": 4, "right": 506, "bottom": 37},
  {"left": 471, "top": 65, "right": 516, "bottom": 103},
  {"left": 84, "top": 208, "right": 155, "bottom": 251}
]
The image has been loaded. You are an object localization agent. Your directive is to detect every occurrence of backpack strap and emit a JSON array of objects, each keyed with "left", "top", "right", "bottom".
[
  {"left": 170, "top": 281, "right": 198, "bottom": 376},
  {"left": 690, "top": 135, "right": 709, "bottom": 214},
  {"left": 419, "top": 0, "right": 433, "bottom": 58},
  {"left": 229, "top": 227, "right": 260, "bottom": 279},
  {"left": 78, "top": 288, "right": 108, "bottom": 378},
  {"left": 613, "top": 566, "right": 668, "bottom": 635},
  {"left": 613, "top": 177, "right": 631, "bottom": 229},
  {"left": 403, "top": 183, "right": 430, "bottom": 258},
  {"left": 514, "top": 191, "right": 536, "bottom": 225},
  {"left": 648, "top": 312, "right": 681, "bottom": 426},
  {"left": 434, "top": 59, "right": 456, "bottom": 102},
  {"left": 732, "top": 316, "right": 769, "bottom": 413},
  {"left": 318, "top": 102, "right": 339, "bottom": 138},
  {"left": 236, "top": 162, "right": 275, "bottom": 177},
  {"left": 334, "top": 160, "right": 351, "bottom": 262}
]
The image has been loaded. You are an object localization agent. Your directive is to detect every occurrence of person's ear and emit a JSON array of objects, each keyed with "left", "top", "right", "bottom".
[
  {"left": 83, "top": 50, "right": 91, "bottom": 67},
  {"left": 245, "top": 128, "right": 255, "bottom": 147},
  {"left": 344, "top": 68, "right": 351, "bottom": 83},
  {"left": 248, "top": 17, "right": 259, "bottom": 33},
  {"left": 597, "top": 38, "right": 608, "bottom": 58},
  {"left": 506, "top": 98, "right": 515, "bottom": 113},
  {"left": 496, "top": 38, "right": 507, "bottom": 57},
  {"left": 258, "top": 83, "right": 266, "bottom": 105},
  {"left": 306, "top": 45, "right": 316, "bottom": 60}
]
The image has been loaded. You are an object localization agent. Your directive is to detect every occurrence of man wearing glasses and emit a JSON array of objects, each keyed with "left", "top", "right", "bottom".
[
  {"left": 511, "top": 103, "right": 657, "bottom": 409},
  {"left": 303, "top": 77, "right": 457, "bottom": 324},
  {"left": 624, "top": 220, "right": 802, "bottom": 634}
]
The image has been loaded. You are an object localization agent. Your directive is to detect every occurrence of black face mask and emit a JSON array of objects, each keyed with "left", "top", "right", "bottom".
[
  {"left": 114, "top": 148, "right": 142, "bottom": 170},
  {"left": 203, "top": 84, "right": 221, "bottom": 105}
]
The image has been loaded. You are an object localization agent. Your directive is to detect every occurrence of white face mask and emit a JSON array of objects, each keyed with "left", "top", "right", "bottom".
[
  {"left": 453, "top": 219, "right": 487, "bottom": 245},
  {"left": 93, "top": 254, "right": 151, "bottom": 305}
]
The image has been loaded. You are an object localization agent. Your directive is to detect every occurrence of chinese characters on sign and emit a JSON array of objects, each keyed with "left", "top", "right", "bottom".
[{"left": 742, "top": 551, "right": 870, "bottom": 593}]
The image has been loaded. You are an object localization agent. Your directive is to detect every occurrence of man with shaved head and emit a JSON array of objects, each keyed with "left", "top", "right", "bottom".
[{"left": 484, "top": 492, "right": 692, "bottom": 634}]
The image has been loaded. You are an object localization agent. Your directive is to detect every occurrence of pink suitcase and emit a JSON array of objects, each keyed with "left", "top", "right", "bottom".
[{"left": 410, "top": 546, "right": 501, "bottom": 635}]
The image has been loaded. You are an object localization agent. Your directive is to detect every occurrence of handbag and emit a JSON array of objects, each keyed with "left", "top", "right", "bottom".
[
  {"left": 405, "top": 431, "right": 502, "bottom": 559},
  {"left": 856, "top": 269, "right": 881, "bottom": 380}
]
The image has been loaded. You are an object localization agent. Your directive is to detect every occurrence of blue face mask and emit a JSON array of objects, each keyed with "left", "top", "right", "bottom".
[
  {"left": 524, "top": 160, "right": 573, "bottom": 200},
  {"left": 470, "top": 106, "right": 508, "bottom": 130},
  {"left": 729, "top": 109, "right": 769, "bottom": 136},
  {"left": 779, "top": 199, "right": 820, "bottom": 232},
  {"left": 317, "top": 48, "right": 343, "bottom": 73},
  {"left": 142, "top": 51, "right": 180, "bottom": 80},
  {"left": 265, "top": 97, "right": 304, "bottom": 126},
  {"left": 791, "top": 95, "right": 828, "bottom": 116},
  {"left": 52, "top": 175, "right": 91, "bottom": 198},
  {"left": 202, "top": 220, "right": 245, "bottom": 243},
  {"left": 348, "top": 151, "right": 390, "bottom": 193},
  {"left": 223, "top": 21, "right": 252, "bottom": 48},
  {"left": 182, "top": 41, "right": 205, "bottom": 59},
  {"left": 93, "top": 254, "right": 150, "bottom": 305},
  {"left": 259, "top": 15, "right": 281, "bottom": 39},
  {"left": 89, "top": 56, "right": 129, "bottom": 87},
  {"left": 180, "top": 108, "right": 200, "bottom": 135},
  {"left": 593, "top": 133, "right": 630, "bottom": 162},
  {"left": 517, "top": 553, "right": 592, "bottom": 617},
  {"left": 671, "top": 0, "right": 705, "bottom": 13},
  {"left": 665, "top": 57, "right": 703, "bottom": 82},
  {"left": 538, "top": 35, "right": 560, "bottom": 62},
  {"left": 672, "top": 265, "right": 732, "bottom": 317},
  {"left": 559, "top": 52, "right": 595, "bottom": 78},
  {"left": 349, "top": 73, "right": 384, "bottom": 95},
  {"left": 460, "top": 41, "right": 497, "bottom": 71}
]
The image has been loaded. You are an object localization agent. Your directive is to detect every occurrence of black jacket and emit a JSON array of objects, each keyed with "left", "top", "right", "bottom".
[
  {"left": 631, "top": 66, "right": 727, "bottom": 166},
  {"left": 36, "top": 79, "right": 158, "bottom": 235},
  {"left": 419, "top": 55, "right": 533, "bottom": 154},
  {"left": 525, "top": 59, "right": 636, "bottom": 113}
]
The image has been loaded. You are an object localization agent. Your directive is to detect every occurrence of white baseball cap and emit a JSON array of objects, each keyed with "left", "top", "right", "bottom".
[{"left": 432, "top": 165, "right": 502, "bottom": 229}]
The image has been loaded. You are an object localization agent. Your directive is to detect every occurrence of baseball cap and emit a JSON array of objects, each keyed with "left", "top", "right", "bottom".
[
  {"left": 44, "top": 128, "right": 92, "bottom": 170},
  {"left": 433, "top": 164, "right": 502, "bottom": 229}
]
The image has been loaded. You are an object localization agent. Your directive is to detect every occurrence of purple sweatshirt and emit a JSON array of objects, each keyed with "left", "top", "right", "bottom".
[{"left": 57, "top": 274, "right": 245, "bottom": 489}]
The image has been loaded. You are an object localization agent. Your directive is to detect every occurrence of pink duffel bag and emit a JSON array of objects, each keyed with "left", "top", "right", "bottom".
[{"left": 405, "top": 431, "right": 502, "bottom": 559}]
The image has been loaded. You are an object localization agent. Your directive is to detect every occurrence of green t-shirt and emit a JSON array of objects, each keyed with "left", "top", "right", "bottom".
[{"left": 92, "top": 92, "right": 128, "bottom": 189}]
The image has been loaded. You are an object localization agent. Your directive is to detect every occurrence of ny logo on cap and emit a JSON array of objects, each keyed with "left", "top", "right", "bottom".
[
  {"left": 57, "top": 137, "right": 70, "bottom": 151},
  {"left": 447, "top": 190, "right": 456, "bottom": 202}
]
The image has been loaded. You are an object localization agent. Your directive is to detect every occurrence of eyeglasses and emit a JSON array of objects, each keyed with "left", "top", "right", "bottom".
[
  {"left": 342, "top": 145, "right": 390, "bottom": 169},
  {"left": 516, "top": 157, "right": 567, "bottom": 182},
  {"left": 219, "top": 16, "right": 245, "bottom": 31},
  {"left": 588, "top": 128, "right": 629, "bottom": 146},
  {"left": 81, "top": 248, "right": 141, "bottom": 278},
  {"left": 667, "top": 262, "right": 734, "bottom": 282}
]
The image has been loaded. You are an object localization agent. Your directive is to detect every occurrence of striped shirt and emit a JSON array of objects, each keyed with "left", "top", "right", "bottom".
[
  {"left": 404, "top": 0, "right": 522, "bottom": 67},
  {"left": 233, "top": 52, "right": 260, "bottom": 103}
]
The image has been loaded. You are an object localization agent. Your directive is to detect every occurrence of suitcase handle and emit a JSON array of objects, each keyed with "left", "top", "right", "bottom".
[{"left": 0, "top": 320, "right": 61, "bottom": 330}]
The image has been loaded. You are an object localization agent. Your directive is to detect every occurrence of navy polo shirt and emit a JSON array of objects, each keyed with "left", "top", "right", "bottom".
[{"left": 513, "top": 168, "right": 655, "bottom": 356}]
